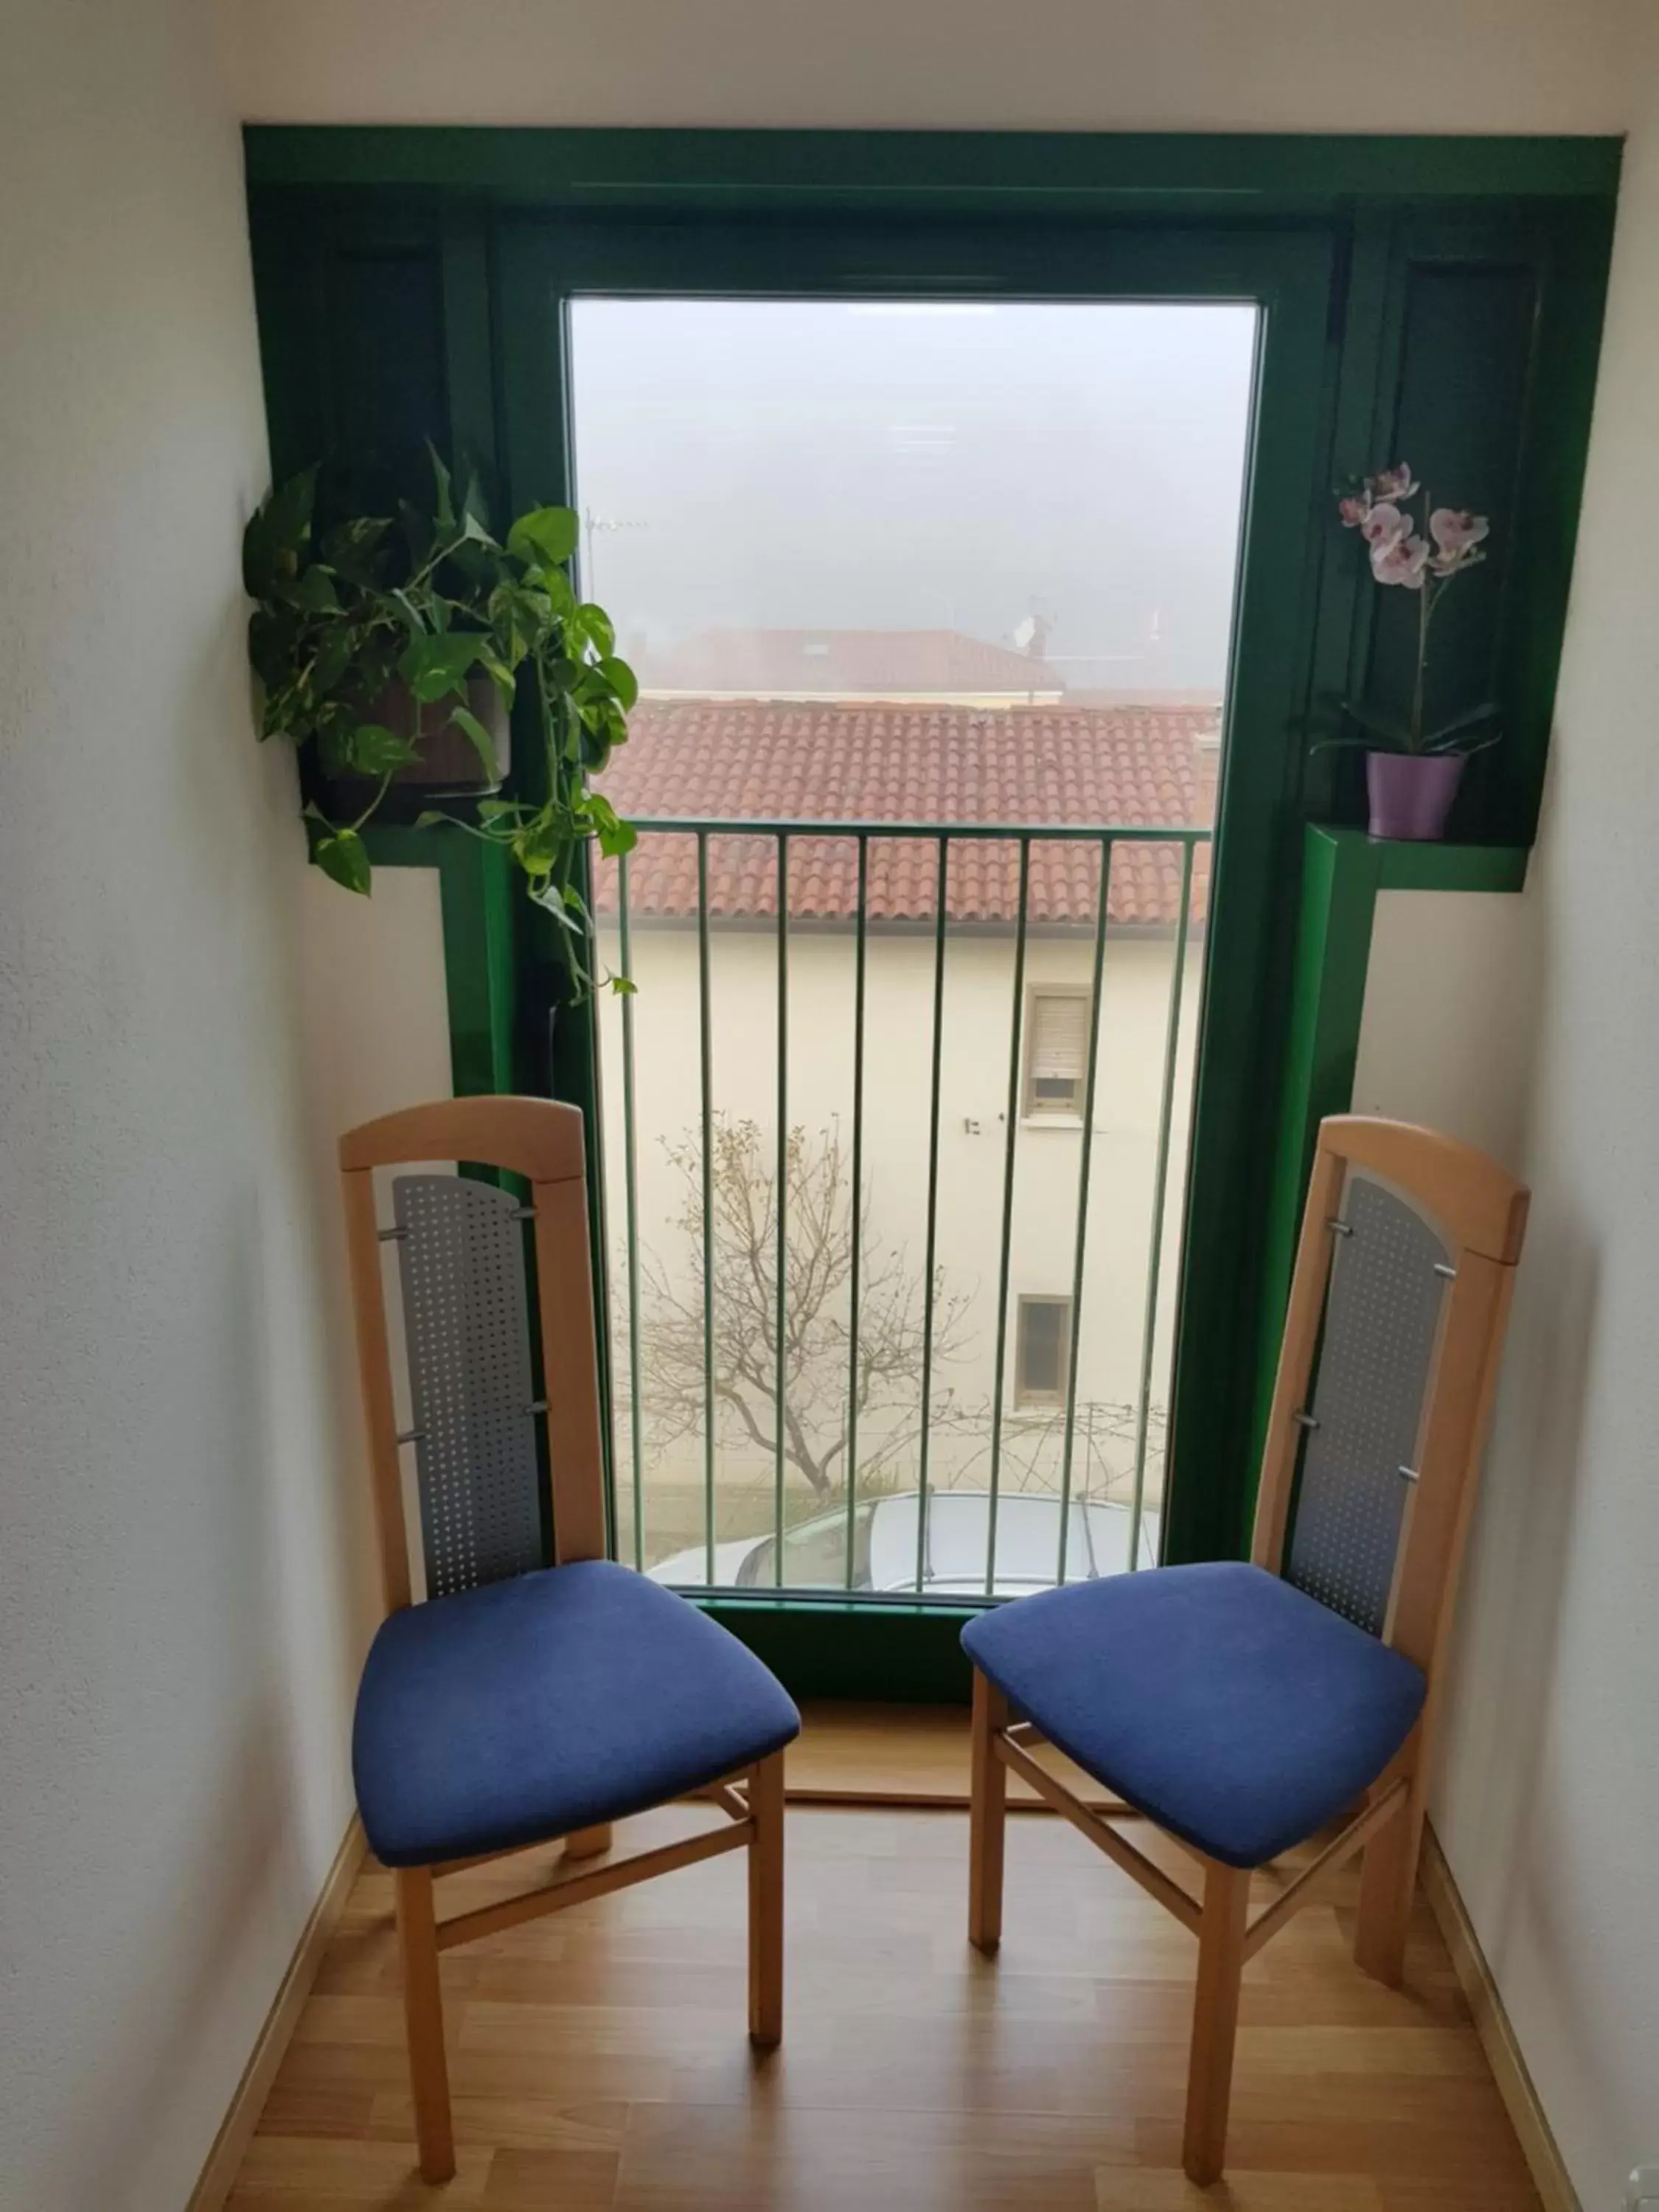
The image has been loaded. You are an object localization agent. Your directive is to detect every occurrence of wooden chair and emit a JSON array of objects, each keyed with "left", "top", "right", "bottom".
[
  {"left": 962, "top": 1115, "right": 1527, "bottom": 2186},
  {"left": 339, "top": 1096, "right": 799, "bottom": 2185}
]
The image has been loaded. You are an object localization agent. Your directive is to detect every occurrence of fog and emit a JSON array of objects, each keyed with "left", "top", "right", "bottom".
[{"left": 569, "top": 298, "right": 1257, "bottom": 698}]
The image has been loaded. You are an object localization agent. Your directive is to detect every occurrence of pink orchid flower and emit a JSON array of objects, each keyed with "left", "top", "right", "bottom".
[
  {"left": 1428, "top": 507, "right": 1489, "bottom": 560},
  {"left": 1360, "top": 501, "right": 1410, "bottom": 552},
  {"left": 1366, "top": 463, "right": 1419, "bottom": 501},
  {"left": 1370, "top": 532, "right": 1430, "bottom": 589},
  {"left": 1338, "top": 494, "right": 1371, "bottom": 529}
]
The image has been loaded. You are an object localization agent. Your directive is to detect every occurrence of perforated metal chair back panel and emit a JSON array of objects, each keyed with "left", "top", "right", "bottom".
[
  {"left": 393, "top": 1175, "right": 546, "bottom": 1598},
  {"left": 1253, "top": 1116, "right": 1528, "bottom": 1683},
  {"left": 1284, "top": 1170, "right": 1452, "bottom": 1635}
]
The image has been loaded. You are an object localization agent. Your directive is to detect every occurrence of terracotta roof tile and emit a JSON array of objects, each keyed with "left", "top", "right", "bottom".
[{"left": 594, "top": 698, "right": 1217, "bottom": 929}]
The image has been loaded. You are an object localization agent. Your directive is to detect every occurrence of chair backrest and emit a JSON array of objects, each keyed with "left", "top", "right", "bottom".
[
  {"left": 339, "top": 1097, "right": 607, "bottom": 1616},
  {"left": 1252, "top": 1116, "right": 1527, "bottom": 1680}
]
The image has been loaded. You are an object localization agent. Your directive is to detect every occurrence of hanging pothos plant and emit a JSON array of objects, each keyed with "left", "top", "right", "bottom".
[{"left": 243, "top": 451, "right": 638, "bottom": 995}]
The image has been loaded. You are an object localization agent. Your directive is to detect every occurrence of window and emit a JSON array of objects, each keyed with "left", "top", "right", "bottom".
[
  {"left": 1015, "top": 1295, "right": 1073, "bottom": 1407},
  {"left": 1023, "top": 989, "right": 1091, "bottom": 1117}
]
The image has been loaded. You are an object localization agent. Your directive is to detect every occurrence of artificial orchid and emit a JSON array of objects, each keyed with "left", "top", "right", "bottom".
[
  {"left": 1366, "top": 463, "right": 1419, "bottom": 501},
  {"left": 1428, "top": 507, "right": 1489, "bottom": 571},
  {"left": 1359, "top": 501, "right": 1410, "bottom": 552},
  {"left": 1332, "top": 465, "right": 1498, "bottom": 756},
  {"left": 1369, "top": 532, "right": 1430, "bottom": 590}
]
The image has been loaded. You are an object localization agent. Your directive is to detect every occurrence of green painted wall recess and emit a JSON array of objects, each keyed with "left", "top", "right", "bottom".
[
  {"left": 1352, "top": 829, "right": 1529, "bottom": 895},
  {"left": 257, "top": 131, "right": 1601, "bottom": 1688},
  {"left": 364, "top": 826, "right": 518, "bottom": 1100},
  {"left": 1245, "top": 824, "right": 1528, "bottom": 1547},
  {"left": 243, "top": 125, "right": 1621, "bottom": 207},
  {"left": 700, "top": 1599, "right": 976, "bottom": 1705}
]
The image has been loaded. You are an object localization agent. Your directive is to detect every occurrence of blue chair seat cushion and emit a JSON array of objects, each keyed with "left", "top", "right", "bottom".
[
  {"left": 353, "top": 1559, "right": 801, "bottom": 1868},
  {"left": 961, "top": 1560, "right": 1425, "bottom": 1868}
]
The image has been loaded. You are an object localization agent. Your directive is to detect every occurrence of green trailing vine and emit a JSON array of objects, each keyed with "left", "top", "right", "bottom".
[{"left": 243, "top": 450, "right": 637, "bottom": 996}]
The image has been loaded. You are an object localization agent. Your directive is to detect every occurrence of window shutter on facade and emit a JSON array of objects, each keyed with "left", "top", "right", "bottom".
[
  {"left": 1028, "top": 992, "right": 1090, "bottom": 1110},
  {"left": 1016, "top": 1296, "right": 1072, "bottom": 1403}
]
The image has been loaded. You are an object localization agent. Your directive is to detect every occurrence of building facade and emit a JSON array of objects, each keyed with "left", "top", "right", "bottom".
[{"left": 592, "top": 677, "right": 1217, "bottom": 1574}]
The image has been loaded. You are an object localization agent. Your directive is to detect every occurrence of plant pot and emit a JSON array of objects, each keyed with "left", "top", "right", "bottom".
[
  {"left": 316, "top": 672, "right": 510, "bottom": 817},
  {"left": 1366, "top": 749, "right": 1464, "bottom": 841}
]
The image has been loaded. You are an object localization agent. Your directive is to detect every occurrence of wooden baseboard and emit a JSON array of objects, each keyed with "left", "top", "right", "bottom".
[
  {"left": 1419, "top": 1822, "right": 1579, "bottom": 2212},
  {"left": 185, "top": 1815, "right": 366, "bottom": 2212}
]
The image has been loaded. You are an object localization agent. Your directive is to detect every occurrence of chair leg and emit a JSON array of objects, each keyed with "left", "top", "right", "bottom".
[
  {"left": 562, "top": 1822, "right": 613, "bottom": 1861},
  {"left": 747, "top": 1750, "right": 785, "bottom": 2048},
  {"left": 1182, "top": 1859, "right": 1251, "bottom": 2188},
  {"left": 968, "top": 1668, "right": 1009, "bottom": 1954},
  {"left": 394, "top": 1867, "right": 455, "bottom": 2185},
  {"left": 1354, "top": 1770, "right": 1425, "bottom": 1987}
]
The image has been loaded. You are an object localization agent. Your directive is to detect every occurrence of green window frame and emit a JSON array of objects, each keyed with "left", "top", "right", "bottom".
[{"left": 245, "top": 127, "right": 1615, "bottom": 1695}]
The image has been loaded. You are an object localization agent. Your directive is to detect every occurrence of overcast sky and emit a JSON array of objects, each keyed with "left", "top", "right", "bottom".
[{"left": 569, "top": 298, "right": 1257, "bottom": 695}]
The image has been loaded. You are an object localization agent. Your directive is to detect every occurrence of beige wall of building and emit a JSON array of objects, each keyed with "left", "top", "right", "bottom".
[{"left": 594, "top": 917, "right": 1202, "bottom": 1559}]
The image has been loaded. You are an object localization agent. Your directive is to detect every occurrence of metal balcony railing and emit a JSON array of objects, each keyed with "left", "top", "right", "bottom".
[{"left": 597, "top": 818, "right": 1212, "bottom": 1604}]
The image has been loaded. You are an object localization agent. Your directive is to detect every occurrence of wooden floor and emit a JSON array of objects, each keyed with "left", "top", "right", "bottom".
[
  {"left": 230, "top": 1717, "right": 1541, "bottom": 2211},
  {"left": 784, "top": 1699, "right": 1117, "bottom": 1809}
]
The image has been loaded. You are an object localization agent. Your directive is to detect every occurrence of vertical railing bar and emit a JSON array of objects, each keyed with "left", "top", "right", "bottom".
[
  {"left": 773, "top": 833, "right": 789, "bottom": 1587},
  {"left": 985, "top": 836, "right": 1031, "bottom": 1596},
  {"left": 915, "top": 834, "right": 950, "bottom": 1596},
  {"left": 843, "top": 834, "right": 869, "bottom": 1592},
  {"left": 698, "top": 832, "right": 717, "bottom": 1587},
  {"left": 1057, "top": 835, "right": 1113, "bottom": 1586},
  {"left": 617, "top": 850, "right": 644, "bottom": 1572},
  {"left": 1129, "top": 838, "right": 1196, "bottom": 1573}
]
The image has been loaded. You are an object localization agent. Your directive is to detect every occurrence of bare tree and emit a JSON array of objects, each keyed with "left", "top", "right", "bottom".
[
  {"left": 636, "top": 1115, "right": 971, "bottom": 1500},
  {"left": 945, "top": 1396, "right": 1166, "bottom": 1505}
]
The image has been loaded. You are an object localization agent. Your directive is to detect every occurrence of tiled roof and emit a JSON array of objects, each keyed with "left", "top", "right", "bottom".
[
  {"left": 639, "top": 627, "right": 1062, "bottom": 700},
  {"left": 593, "top": 698, "right": 1217, "bottom": 929}
]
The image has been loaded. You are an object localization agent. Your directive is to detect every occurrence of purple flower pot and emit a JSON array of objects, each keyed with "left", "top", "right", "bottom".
[{"left": 1366, "top": 750, "right": 1465, "bottom": 841}]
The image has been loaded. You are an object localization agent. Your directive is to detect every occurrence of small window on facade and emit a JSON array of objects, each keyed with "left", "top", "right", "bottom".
[
  {"left": 1015, "top": 1295, "right": 1072, "bottom": 1407},
  {"left": 1023, "top": 989, "right": 1090, "bottom": 1116}
]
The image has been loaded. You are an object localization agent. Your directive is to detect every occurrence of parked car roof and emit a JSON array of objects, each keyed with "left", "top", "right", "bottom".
[{"left": 647, "top": 1489, "right": 1158, "bottom": 1593}]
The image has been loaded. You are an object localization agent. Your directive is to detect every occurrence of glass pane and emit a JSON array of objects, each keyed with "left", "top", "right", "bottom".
[
  {"left": 1019, "top": 1301, "right": 1068, "bottom": 1399},
  {"left": 577, "top": 296, "right": 1255, "bottom": 1595}
]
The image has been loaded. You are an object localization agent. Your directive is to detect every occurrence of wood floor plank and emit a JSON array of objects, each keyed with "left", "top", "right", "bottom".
[
  {"left": 1097, "top": 2169, "right": 1385, "bottom": 2211},
  {"left": 786, "top": 1699, "right": 1116, "bottom": 1809},
  {"left": 366, "top": 2094, "right": 628, "bottom": 2153},
  {"left": 481, "top": 2145, "right": 622, "bottom": 2208},
  {"left": 616, "top": 2102, "right": 1129, "bottom": 2210},
  {"left": 229, "top": 1713, "right": 1542, "bottom": 2210},
  {"left": 225, "top": 2135, "right": 492, "bottom": 2207}
]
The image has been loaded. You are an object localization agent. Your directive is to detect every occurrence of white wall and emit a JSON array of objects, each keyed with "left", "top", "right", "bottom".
[
  {"left": 1353, "top": 889, "right": 1537, "bottom": 1164},
  {"left": 0, "top": 7, "right": 448, "bottom": 2206},
  {"left": 1433, "top": 58, "right": 1659, "bottom": 2199},
  {"left": 1351, "top": 58, "right": 1659, "bottom": 2196},
  {"left": 226, "top": 0, "right": 1642, "bottom": 133}
]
